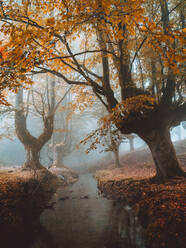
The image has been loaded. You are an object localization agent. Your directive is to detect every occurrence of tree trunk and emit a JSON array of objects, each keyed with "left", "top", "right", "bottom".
[
  {"left": 15, "top": 87, "right": 54, "bottom": 170},
  {"left": 24, "top": 144, "right": 43, "bottom": 169},
  {"left": 139, "top": 127, "right": 185, "bottom": 179},
  {"left": 113, "top": 148, "right": 121, "bottom": 168},
  {"left": 53, "top": 145, "right": 65, "bottom": 167},
  {"left": 129, "top": 137, "right": 134, "bottom": 152}
]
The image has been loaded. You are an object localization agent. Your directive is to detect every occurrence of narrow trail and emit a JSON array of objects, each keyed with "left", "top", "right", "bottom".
[{"left": 33, "top": 173, "right": 145, "bottom": 248}]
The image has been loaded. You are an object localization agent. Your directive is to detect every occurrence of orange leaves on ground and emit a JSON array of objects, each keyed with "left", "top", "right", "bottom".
[
  {"left": 96, "top": 168, "right": 186, "bottom": 248},
  {"left": 0, "top": 168, "right": 59, "bottom": 231}
]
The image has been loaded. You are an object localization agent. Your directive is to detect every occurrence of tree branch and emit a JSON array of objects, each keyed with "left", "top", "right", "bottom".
[
  {"left": 170, "top": 101, "right": 186, "bottom": 127},
  {"left": 130, "top": 0, "right": 185, "bottom": 71},
  {"left": 49, "top": 85, "right": 73, "bottom": 117}
]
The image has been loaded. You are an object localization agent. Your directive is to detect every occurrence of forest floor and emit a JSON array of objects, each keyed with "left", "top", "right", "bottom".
[
  {"left": 96, "top": 139, "right": 186, "bottom": 248},
  {"left": 0, "top": 166, "right": 78, "bottom": 247}
]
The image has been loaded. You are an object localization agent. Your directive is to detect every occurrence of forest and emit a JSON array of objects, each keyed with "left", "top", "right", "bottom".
[{"left": 0, "top": 0, "right": 185, "bottom": 248}]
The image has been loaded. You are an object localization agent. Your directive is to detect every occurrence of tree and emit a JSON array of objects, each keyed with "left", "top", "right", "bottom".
[
  {"left": 182, "top": 122, "right": 186, "bottom": 130},
  {"left": 15, "top": 75, "right": 71, "bottom": 169},
  {"left": 125, "top": 134, "right": 135, "bottom": 152},
  {"left": 50, "top": 86, "right": 74, "bottom": 167},
  {"left": 82, "top": 102, "right": 124, "bottom": 168},
  {"left": 0, "top": 0, "right": 185, "bottom": 179},
  {"left": 81, "top": 121, "right": 124, "bottom": 168},
  {"left": 104, "top": 125, "right": 122, "bottom": 168},
  {"left": 0, "top": 47, "right": 10, "bottom": 105}
]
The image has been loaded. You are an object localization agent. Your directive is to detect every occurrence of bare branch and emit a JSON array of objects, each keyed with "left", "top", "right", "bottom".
[
  {"left": 25, "top": 90, "right": 30, "bottom": 118},
  {"left": 49, "top": 85, "right": 73, "bottom": 117},
  {"left": 130, "top": 0, "right": 185, "bottom": 71},
  {"left": 79, "top": 64, "right": 103, "bottom": 80},
  {"left": 31, "top": 89, "right": 43, "bottom": 116},
  {"left": 35, "top": 66, "right": 89, "bottom": 85},
  {"left": 46, "top": 75, "right": 51, "bottom": 112}
]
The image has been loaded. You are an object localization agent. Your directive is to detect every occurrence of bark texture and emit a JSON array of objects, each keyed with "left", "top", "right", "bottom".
[
  {"left": 15, "top": 88, "right": 54, "bottom": 170},
  {"left": 24, "top": 144, "right": 42, "bottom": 169},
  {"left": 15, "top": 108, "right": 54, "bottom": 169},
  {"left": 139, "top": 127, "right": 185, "bottom": 179}
]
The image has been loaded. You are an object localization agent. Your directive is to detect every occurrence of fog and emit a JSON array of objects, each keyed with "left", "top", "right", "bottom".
[
  {"left": 0, "top": 101, "right": 108, "bottom": 168},
  {"left": 0, "top": 105, "right": 185, "bottom": 169}
]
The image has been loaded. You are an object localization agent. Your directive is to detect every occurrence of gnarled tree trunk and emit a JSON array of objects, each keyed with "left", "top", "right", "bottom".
[
  {"left": 15, "top": 84, "right": 55, "bottom": 170},
  {"left": 139, "top": 127, "right": 185, "bottom": 179},
  {"left": 24, "top": 144, "right": 42, "bottom": 169},
  {"left": 15, "top": 105, "right": 54, "bottom": 170}
]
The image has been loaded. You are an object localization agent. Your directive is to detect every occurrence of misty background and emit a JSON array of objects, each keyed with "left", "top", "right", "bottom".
[{"left": 0, "top": 107, "right": 185, "bottom": 169}]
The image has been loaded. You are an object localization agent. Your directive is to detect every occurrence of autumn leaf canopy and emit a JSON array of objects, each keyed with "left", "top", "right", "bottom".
[{"left": 0, "top": 0, "right": 185, "bottom": 124}]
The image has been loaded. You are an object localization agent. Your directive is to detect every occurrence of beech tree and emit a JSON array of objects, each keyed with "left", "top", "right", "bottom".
[
  {"left": 0, "top": 0, "right": 185, "bottom": 179},
  {"left": 51, "top": 87, "right": 73, "bottom": 167},
  {"left": 0, "top": 47, "right": 10, "bottom": 105},
  {"left": 82, "top": 103, "right": 124, "bottom": 168},
  {"left": 15, "top": 75, "right": 71, "bottom": 169}
]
